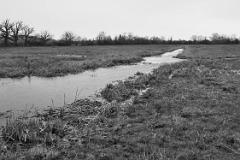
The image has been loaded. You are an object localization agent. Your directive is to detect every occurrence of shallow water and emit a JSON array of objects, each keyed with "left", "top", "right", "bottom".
[{"left": 0, "top": 49, "right": 183, "bottom": 113}]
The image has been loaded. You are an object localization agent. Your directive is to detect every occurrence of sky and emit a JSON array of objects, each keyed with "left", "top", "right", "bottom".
[{"left": 0, "top": 0, "right": 240, "bottom": 40}]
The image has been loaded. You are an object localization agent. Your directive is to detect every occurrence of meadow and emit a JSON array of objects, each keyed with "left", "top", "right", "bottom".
[
  {"left": 0, "top": 45, "right": 179, "bottom": 78},
  {"left": 1, "top": 45, "right": 240, "bottom": 160}
]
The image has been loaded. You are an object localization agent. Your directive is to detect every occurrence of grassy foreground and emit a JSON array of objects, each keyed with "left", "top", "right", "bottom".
[
  {"left": 0, "top": 45, "right": 179, "bottom": 78},
  {"left": 1, "top": 45, "right": 240, "bottom": 160}
]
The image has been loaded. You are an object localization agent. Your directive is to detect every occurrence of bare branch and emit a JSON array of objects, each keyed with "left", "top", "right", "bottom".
[
  {"left": 61, "top": 31, "right": 75, "bottom": 45},
  {"left": 22, "top": 25, "right": 34, "bottom": 46},
  {"left": 11, "top": 21, "right": 23, "bottom": 46},
  {"left": 0, "top": 19, "right": 14, "bottom": 46},
  {"left": 40, "top": 31, "right": 52, "bottom": 42}
]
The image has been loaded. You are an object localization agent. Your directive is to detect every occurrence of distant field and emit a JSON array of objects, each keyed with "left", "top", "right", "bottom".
[
  {"left": 0, "top": 45, "right": 180, "bottom": 78},
  {"left": 180, "top": 45, "right": 240, "bottom": 59},
  {"left": 178, "top": 45, "right": 240, "bottom": 70}
]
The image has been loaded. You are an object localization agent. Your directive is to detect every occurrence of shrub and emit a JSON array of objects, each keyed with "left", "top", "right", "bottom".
[
  {"left": 2, "top": 118, "right": 66, "bottom": 145},
  {"left": 101, "top": 82, "right": 137, "bottom": 102}
]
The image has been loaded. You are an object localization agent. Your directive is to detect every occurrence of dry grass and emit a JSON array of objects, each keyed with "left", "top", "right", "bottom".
[
  {"left": 1, "top": 45, "right": 240, "bottom": 159},
  {"left": 0, "top": 45, "right": 180, "bottom": 78}
]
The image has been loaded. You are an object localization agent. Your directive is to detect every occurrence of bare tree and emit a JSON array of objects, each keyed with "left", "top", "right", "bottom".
[
  {"left": 11, "top": 21, "right": 23, "bottom": 46},
  {"left": 40, "top": 31, "right": 52, "bottom": 45},
  {"left": 62, "top": 31, "right": 75, "bottom": 45},
  {"left": 0, "top": 19, "right": 14, "bottom": 46},
  {"left": 23, "top": 25, "right": 34, "bottom": 46},
  {"left": 96, "top": 31, "right": 107, "bottom": 41},
  {"left": 191, "top": 35, "right": 198, "bottom": 42},
  {"left": 191, "top": 35, "right": 207, "bottom": 43}
]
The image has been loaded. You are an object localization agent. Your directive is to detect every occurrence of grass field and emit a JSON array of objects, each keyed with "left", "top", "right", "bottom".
[
  {"left": 0, "top": 45, "right": 180, "bottom": 78},
  {"left": 178, "top": 45, "right": 240, "bottom": 59},
  {"left": 1, "top": 45, "right": 240, "bottom": 160}
]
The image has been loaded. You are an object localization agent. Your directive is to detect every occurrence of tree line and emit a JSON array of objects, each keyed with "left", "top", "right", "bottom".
[
  {"left": 0, "top": 19, "right": 75, "bottom": 47},
  {"left": 0, "top": 19, "right": 239, "bottom": 47}
]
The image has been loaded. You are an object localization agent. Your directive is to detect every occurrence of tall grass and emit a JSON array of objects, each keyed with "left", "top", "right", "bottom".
[{"left": 2, "top": 118, "right": 66, "bottom": 145}]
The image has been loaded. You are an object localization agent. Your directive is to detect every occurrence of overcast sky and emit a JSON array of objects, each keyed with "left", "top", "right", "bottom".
[{"left": 0, "top": 0, "right": 240, "bottom": 39}]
